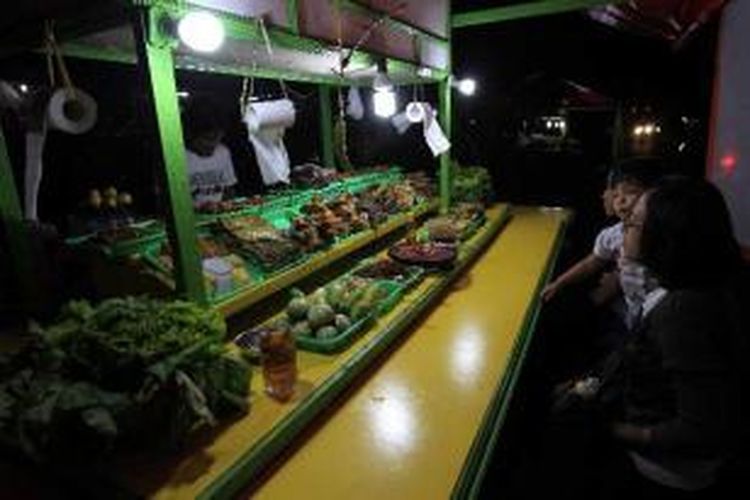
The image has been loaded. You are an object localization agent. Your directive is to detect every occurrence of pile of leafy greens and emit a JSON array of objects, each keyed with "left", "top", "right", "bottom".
[
  {"left": 0, "top": 297, "right": 250, "bottom": 461},
  {"left": 452, "top": 162, "right": 493, "bottom": 204}
]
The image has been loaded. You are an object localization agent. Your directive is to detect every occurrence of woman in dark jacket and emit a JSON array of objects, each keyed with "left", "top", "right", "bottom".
[
  {"left": 607, "top": 176, "right": 745, "bottom": 494},
  {"left": 541, "top": 177, "right": 746, "bottom": 500}
]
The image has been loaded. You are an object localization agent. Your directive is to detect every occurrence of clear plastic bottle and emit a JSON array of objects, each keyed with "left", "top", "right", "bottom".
[{"left": 259, "top": 328, "right": 297, "bottom": 402}]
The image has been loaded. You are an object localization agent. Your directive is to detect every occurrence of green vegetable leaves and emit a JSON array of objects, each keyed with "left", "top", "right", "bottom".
[{"left": 0, "top": 297, "right": 250, "bottom": 461}]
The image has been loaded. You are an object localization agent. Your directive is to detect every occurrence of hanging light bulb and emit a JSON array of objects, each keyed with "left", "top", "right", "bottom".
[
  {"left": 372, "top": 58, "right": 393, "bottom": 92},
  {"left": 373, "top": 70, "right": 393, "bottom": 92},
  {"left": 457, "top": 78, "right": 477, "bottom": 96},
  {"left": 178, "top": 11, "right": 225, "bottom": 53},
  {"left": 373, "top": 89, "right": 397, "bottom": 118}
]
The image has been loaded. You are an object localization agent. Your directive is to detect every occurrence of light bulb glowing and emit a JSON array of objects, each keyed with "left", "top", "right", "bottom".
[
  {"left": 373, "top": 89, "right": 397, "bottom": 118},
  {"left": 178, "top": 11, "right": 225, "bottom": 53},
  {"left": 19, "top": 83, "right": 29, "bottom": 93},
  {"left": 373, "top": 71, "right": 393, "bottom": 92},
  {"left": 457, "top": 78, "right": 476, "bottom": 96},
  {"left": 633, "top": 125, "right": 644, "bottom": 137}
]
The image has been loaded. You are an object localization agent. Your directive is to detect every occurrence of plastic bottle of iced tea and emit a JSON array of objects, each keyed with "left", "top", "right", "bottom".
[{"left": 260, "top": 328, "right": 297, "bottom": 402}]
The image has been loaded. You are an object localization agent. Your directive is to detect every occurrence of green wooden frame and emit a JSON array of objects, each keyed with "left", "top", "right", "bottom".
[
  {"left": 0, "top": 0, "right": 613, "bottom": 319},
  {"left": 132, "top": 4, "right": 207, "bottom": 302},
  {"left": 452, "top": 0, "right": 623, "bottom": 29},
  {"left": 318, "top": 85, "right": 335, "bottom": 168},
  {"left": 131, "top": 0, "right": 453, "bottom": 302},
  {"left": 0, "top": 0, "right": 452, "bottom": 305}
]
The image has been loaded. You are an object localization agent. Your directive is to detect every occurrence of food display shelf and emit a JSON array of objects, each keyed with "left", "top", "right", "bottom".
[
  {"left": 213, "top": 201, "right": 436, "bottom": 317},
  {"left": 103, "top": 204, "right": 512, "bottom": 499}
]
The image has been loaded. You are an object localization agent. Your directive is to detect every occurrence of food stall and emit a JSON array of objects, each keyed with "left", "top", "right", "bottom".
[{"left": 0, "top": 1, "right": 572, "bottom": 498}]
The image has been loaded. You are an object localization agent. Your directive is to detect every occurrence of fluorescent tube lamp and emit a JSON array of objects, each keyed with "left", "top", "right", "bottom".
[
  {"left": 178, "top": 11, "right": 225, "bottom": 53},
  {"left": 373, "top": 89, "right": 397, "bottom": 118}
]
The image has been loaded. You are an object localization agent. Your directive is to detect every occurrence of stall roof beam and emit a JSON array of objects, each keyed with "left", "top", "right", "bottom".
[
  {"left": 52, "top": 2, "right": 448, "bottom": 86},
  {"left": 452, "top": 0, "right": 623, "bottom": 29},
  {"left": 339, "top": 0, "right": 449, "bottom": 45}
]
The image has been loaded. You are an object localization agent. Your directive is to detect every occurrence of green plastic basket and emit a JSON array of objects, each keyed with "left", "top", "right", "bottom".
[
  {"left": 295, "top": 314, "right": 375, "bottom": 354},
  {"left": 294, "top": 279, "right": 404, "bottom": 354}
]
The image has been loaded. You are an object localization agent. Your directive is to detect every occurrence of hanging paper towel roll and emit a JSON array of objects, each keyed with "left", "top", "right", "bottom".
[
  {"left": 244, "top": 98, "right": 296, "bottom": 134},
  {"left": 47, "top": 87, "right": 97, "bottom": 134},
  {"left": 249, "top": 128, "right": 291, "bottom": 185}
]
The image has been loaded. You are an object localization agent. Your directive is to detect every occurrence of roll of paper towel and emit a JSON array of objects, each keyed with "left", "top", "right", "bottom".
[
  {"left": 47, "top": 87, "right": 98, "bottom": 134},
  {"left": 244, "top": 98, "right": 296, "bottom": 133}
]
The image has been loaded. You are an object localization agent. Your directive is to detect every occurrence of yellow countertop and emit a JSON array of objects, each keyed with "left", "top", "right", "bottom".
[
  {"left": 112, "top": 206, "right": 510, "bottom": 499},
  {"left": 252, "top": 207, "right": 567, "bottom": 499}
]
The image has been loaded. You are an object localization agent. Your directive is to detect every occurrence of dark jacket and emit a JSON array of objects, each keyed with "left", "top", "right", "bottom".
[{"left": 621, "top": 286, "right": 745, "bottom": 457}]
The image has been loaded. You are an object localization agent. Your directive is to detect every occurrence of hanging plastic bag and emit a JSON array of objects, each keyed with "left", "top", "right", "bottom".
[
  {"left": 422, "top": 104, "right": 451, "bottom": 156},
  {"left": 244, "top": 99, "right": 295, "bottom": 186},
  {"left": 346, "top": 86, "right": 364, "bottom": 120}
]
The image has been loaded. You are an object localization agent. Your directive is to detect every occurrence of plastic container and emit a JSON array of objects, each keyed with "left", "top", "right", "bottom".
[{"left": 294, "top": 280, "right": 404, "bottom": 354}]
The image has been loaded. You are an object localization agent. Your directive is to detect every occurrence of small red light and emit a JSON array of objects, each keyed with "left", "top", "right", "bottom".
[{"left": 720, "top": 154, "right": 737, "bottom": 176}]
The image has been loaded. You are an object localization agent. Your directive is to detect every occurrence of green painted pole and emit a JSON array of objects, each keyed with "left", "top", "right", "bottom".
[
  {"left": 318, "top": 86, "right": 335, "bottom": 169},
  {"left": 440, "top": 0, "right": 453, "bottom": 214},
  {"left": 452, "top": 0, "right": 623, "bottom": 28},
  {"left": 0, "top": 125, "right": 35, "bottom": 306},
  {"left": 439, "top": 77, "right": 452, "bottom": 213},
  {"left": 286, "top": 0, "right": 300, "bottom": 34},
  {"left": 132, "top": 7, "right": 206, "bottom": 303}
]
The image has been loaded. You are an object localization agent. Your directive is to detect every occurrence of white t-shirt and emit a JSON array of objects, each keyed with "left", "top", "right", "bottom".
[
  {"left": 186, "top": 144, "right": 237, "bottom": 205},
  {"left": 618, "top": 258, "right": 661, "bottom": 328},
  {"left": 593, "top": 221, "right": 623, "bottom": 262}
]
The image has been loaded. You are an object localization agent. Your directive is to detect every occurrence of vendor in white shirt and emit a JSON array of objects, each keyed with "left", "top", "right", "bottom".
[{"left": 181, "top": 97, "right": 237, "bottom": 206}]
